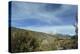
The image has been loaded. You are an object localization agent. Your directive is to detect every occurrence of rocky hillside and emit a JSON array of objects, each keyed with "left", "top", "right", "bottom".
[{"left": 10, "top": 27, "right": 78, "bottom": 53}]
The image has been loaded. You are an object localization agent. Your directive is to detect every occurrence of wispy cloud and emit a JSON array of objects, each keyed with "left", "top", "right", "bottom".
[
  {"left": 11, "top": 1, "right": 77, "bottom": 35},
  {"left": 11, "top": 2, "right": 77, "bottom": 26},
  {"left": 11, "top": 2, "right": 63, "bottom": 25}
]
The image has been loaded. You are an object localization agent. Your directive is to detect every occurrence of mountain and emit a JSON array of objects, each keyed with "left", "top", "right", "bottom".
[{"left": 10, "top": 27, "right": 78, "bottom": 53}]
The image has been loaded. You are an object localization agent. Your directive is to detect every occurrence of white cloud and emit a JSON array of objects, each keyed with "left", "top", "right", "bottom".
[
  {"left": 11, "top": 2, "right": 77, "bottom": 26},
  {"left": 11, "top": 3, "right": 63, "bottom": 25},
  {"left": 11, "top": 2, "right": 77, "bottom": 34}
]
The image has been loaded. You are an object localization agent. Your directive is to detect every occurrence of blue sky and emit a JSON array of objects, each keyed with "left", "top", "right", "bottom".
[{"left": 10, "top": 1, "right": 77, "bottom": 35}]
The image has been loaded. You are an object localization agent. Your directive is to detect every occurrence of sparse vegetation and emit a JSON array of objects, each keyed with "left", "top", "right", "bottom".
[{"left": 10, "top": 27, "right": 78, "bottom": 53}]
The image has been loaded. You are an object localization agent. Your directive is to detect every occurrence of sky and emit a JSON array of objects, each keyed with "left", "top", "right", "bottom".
[{"left": 10, "top": 1, "right": 78, "bottom": 35}]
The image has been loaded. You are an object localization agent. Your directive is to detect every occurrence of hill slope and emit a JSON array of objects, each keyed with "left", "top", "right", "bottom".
[{"left": 10, "top": 27, "right": 78, "bottom": 53}]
